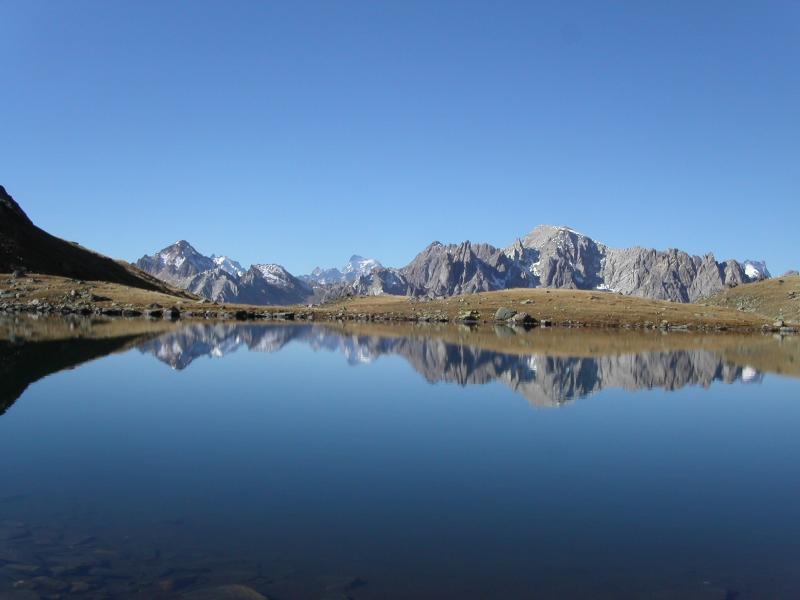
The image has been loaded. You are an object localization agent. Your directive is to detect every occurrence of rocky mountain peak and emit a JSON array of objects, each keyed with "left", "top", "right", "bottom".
[
  {"left": 157, "top": 240, "right": 203, "bottom": 260},
  {"left": 521, "top": 225, "right": 588, "bottom": 249}
]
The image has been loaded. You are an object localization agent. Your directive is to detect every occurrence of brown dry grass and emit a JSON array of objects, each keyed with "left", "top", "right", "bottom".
[
  {"left": 1, "top": 273, "right": 195, "bottom": 307},
  {"left": 0, "top": 273, "right": 779, "bottom": 331},
  {"left": 314, "top": 287, "right": 770, "bottom": 329}
]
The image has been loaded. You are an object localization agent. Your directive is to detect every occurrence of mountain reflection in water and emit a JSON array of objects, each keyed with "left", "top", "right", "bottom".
[
  {"left": 136, "top": 323, "right": 765, "bottom": 407},
  {"left": 2, "top": 317, "right": 800, "bottom": 599}
]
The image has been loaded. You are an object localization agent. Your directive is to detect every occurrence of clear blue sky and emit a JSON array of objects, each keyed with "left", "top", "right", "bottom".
[{"left": 2, "top": 1, "right": 798, "bottom": 274}]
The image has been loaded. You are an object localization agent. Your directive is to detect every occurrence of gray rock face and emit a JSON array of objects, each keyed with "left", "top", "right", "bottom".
[
  {"left": 236, "top": 264, "right": 312, "bottom": 305},
  {"left": 508, "top": 225, "right": 606, "bottom": 289},
  {"left": 387, "top": 225, "right": 770, "bottom": 302},
  {"left": 500, "top": 225, "right": 766, "bottom": 302},
  {"left": 400, "top": 241, "right": 525, "bottom": 297},
  {"left": 351, "top": 268, "right": 409, "bottom": 296},
  {"left": 185, "top": 267, "right": 242, "bottom": 303},
  {"left": 396, "top": 226, "right": 766, "bottom": 302}
]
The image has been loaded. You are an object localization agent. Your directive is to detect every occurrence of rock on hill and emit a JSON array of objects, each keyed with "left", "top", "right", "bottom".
[{"left": 0, "top": 185, "right": 181, "bottom": 294}]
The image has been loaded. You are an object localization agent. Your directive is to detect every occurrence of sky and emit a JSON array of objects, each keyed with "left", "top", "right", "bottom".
[{"left": 1, "top": 1, "right": 798, "bottom": 275}]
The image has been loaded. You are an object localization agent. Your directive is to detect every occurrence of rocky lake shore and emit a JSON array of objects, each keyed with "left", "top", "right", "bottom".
[{"left": 1, "top": 272, "right": 796, "bottom": 334}]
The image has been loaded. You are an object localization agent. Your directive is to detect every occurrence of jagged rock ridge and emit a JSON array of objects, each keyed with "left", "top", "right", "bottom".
[
  {"left": 399, "top": 225, "right": 769, "bottom": 302},
  {"left": 136, "top": 226, "right": 770, "bottom": 305}
]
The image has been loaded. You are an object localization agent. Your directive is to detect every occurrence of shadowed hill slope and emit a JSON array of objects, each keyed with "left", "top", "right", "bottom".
[{"left": 0, "top": 185, "right": 188, "bottom": 295}]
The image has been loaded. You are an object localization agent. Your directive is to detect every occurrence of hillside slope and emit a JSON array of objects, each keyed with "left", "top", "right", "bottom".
[
  {"left": 0, "top": 185, "right": 189, "bottom": 295},
  {"left": 706, "top": 275, "right": 800, "bottom": 323}
]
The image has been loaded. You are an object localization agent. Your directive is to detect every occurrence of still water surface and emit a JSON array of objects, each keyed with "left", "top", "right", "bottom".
[{"left": 1, "top": 319, "right": 799, "bottom": 599}]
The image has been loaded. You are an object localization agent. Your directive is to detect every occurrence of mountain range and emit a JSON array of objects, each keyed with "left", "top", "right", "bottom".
[
  {"left": 0, "top": 184, "right": 773, "bottom": 308},
  {"left": 136, "top": 225, "right": 770, "bottom": 305}
]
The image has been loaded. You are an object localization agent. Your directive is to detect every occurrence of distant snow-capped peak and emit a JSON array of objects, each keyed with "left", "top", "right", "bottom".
[
  {"left": 156, "top": 240, "right": 210, "bottom": 270},
  {"left": 342, "top": 255, "right": 382, "bottom": 275},
  {"left": 305, "top": 254, "right": 382, "bottom": 284},
  {"left": 253, "top": 263, "right": 293, "bottom": 283},
  {"left": 743, "top": 260, "right": 770, "bottom": 281},
  {"left": 211, "top": 255, "right": 245, "bottom": 277}
]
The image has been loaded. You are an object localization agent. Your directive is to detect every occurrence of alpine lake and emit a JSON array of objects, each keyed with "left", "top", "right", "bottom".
[{"left": 1, "top": 315, "right": 799, "bottom": 600}]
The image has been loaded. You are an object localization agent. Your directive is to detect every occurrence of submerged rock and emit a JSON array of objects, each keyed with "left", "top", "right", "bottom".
[
  {"left": 648, "top": 583, "right": 729, "bottom": 600},
  {"left": 456, "top": 310, "right": 480, "bottom": 323},
  {"left": 181, "top": 584, "right": 269, "bottom": 599},
  {"left": 158, "top": 574, "right": 198, "bottom": 592}
]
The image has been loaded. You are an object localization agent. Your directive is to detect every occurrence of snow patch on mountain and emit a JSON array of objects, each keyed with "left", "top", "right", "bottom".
[
  {"left": 743, "top": 260, "right": 770, "bottom": 281},
  {"left": 253, "top": 264, "right": 294, "bottom": 286}
]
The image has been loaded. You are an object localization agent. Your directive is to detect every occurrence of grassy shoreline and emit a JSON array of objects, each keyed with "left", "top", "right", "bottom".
[{"left": 1, "top": 273, "right": 796, "bottom": 333}]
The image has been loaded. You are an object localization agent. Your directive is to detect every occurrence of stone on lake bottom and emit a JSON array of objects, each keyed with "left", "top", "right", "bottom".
[{"left": 180, "top": 584, "right": 269, "bottom": 600}]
